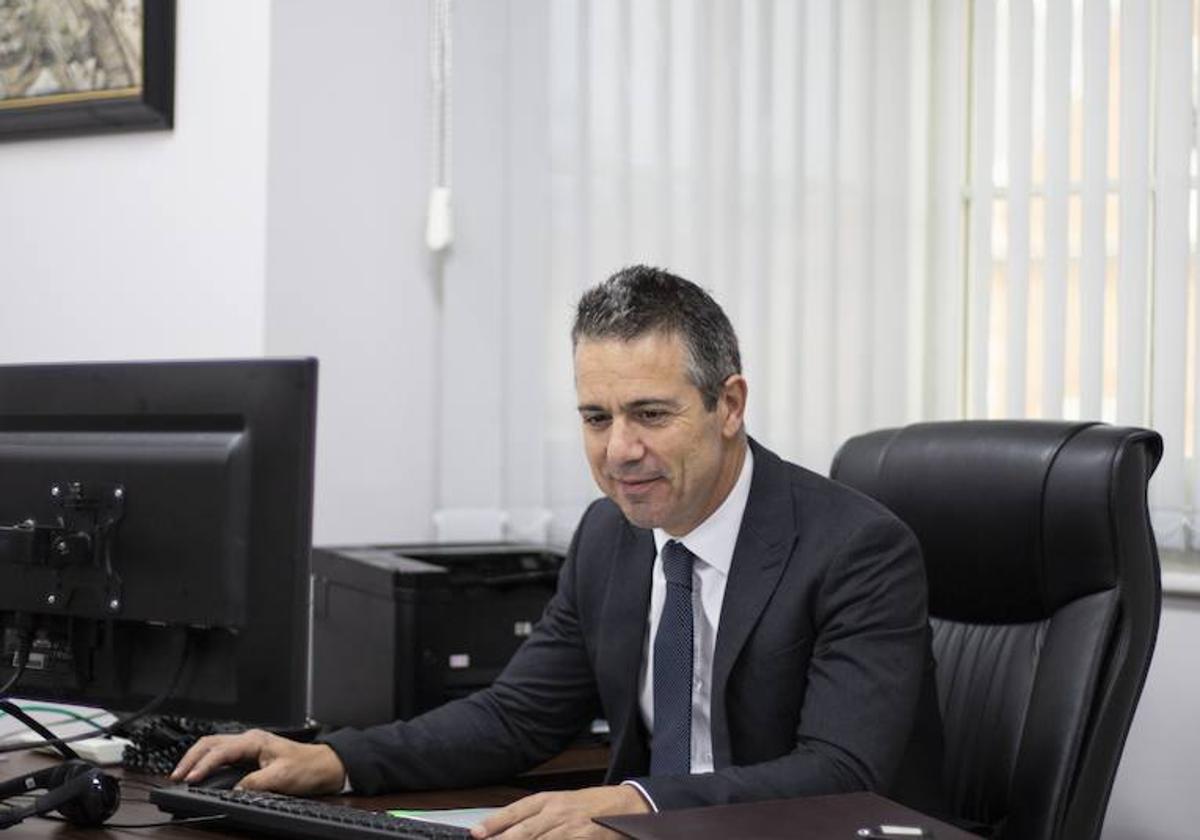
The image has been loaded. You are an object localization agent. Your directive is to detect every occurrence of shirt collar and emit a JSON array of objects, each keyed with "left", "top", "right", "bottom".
[{"left": 653, "top": 442, "right": 754, "bottom": 576}]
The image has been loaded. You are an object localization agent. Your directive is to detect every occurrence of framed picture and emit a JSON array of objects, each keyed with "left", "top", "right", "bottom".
[{"left": 0, "top": 0, "right": 175, "bottom": 141}]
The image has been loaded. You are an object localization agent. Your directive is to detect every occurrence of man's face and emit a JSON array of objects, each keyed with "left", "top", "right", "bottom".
[{"left": 574, "top": 332, "right": 746, "bottom": 536}]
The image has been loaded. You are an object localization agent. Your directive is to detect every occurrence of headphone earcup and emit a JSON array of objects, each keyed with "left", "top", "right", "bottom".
[
  {"left": 54, "top": 769, "right": 120, "bottom": 826},
  {"left": 4, "top": 762, "right": 122, "bottom": 828}
]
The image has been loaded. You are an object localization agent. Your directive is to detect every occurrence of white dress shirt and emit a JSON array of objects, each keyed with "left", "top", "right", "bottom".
[{"left": 638, "top": 444, "right": 754, "bottom": 774}]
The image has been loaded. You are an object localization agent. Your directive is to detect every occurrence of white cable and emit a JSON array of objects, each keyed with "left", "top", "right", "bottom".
[{"left": 427, "top": 0, "right": 454, "bottom": 252}]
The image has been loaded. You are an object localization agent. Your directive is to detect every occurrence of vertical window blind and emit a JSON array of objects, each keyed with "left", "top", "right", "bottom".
[
  {"left": 958, "top": 0, "right": 1199, "bottom": 551},
  {"left": 433, "top": 0, "right": 1200, "bottom": 560}
]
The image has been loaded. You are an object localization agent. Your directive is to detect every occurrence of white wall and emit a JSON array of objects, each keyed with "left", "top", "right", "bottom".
[
  {"left": 1103, "top": 596, "right": 1200, "bottom": 839},
  {"left": 263, "top": 0, "right": 438, "bottom": 545},
  {"left": 0, "top": 0, "right": 271, "bottom": 362}
]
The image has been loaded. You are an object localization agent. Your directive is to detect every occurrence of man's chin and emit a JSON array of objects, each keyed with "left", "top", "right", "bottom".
[
  {"left": 604, "top": 492, "right": 652, "bottom": 525},
  {"left": 611, "top": 497, "right": 663, "bottom": 530}
]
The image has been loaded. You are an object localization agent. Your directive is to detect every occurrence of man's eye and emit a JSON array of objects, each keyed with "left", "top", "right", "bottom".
[
  {"left": 582, "top": 415, "right": 610, "bottom": 428},
  {"left": 638, "top": 410, "right": 667, "bottom": 423}
]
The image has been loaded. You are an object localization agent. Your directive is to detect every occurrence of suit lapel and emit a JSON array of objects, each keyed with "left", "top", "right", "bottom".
[
  {"left": 602, "top": 521, "right": 655, "bottom": 780},
  {"left": 710, "top": 440, "right": 798, "bottom": 766}
]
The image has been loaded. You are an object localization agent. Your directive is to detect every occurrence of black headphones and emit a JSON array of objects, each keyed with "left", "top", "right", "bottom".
[{"left": 0, "top": 760, "right": 120, "bottom": 829}]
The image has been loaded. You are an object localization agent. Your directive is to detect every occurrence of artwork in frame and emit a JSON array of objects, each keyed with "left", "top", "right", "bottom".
[{"left": 0, "top": 0, "right": 174, "bottom": 141}]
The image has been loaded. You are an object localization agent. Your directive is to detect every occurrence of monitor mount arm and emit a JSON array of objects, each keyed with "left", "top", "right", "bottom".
[{"left": 0, "top": 482, "right": 126, "bottom": 614}]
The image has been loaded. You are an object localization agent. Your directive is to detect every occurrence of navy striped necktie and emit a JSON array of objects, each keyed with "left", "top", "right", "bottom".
[{"left": 651, "top": 539, "right": 695, "bottom": 776}]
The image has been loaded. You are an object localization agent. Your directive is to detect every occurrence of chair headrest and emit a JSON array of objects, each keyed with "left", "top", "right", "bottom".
[{"left": 832, "top": 421, "right": 1163, "bottom": 622}]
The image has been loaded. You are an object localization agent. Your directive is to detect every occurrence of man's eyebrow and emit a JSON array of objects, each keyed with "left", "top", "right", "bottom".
[
  {"left": 576, "top": 397, "right": 682, "bottom": 413},
  {"left": 625, "top": 398, "right": 681, "bottom": 411}
]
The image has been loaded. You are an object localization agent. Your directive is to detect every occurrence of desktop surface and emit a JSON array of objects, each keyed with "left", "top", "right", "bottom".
[
  {"left": 0, "top": 746, "right": 594, "bottom": 838},
  {"left": 2, "top": 749, "right": 979, "bottom": 839},
  {"left": 598, "top": 792, "right": 983, "bottom": 840}
]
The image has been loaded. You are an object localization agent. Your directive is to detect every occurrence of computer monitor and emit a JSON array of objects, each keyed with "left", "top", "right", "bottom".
[{"left": 0, "top": 358, "right": 317, "bottom": 727}]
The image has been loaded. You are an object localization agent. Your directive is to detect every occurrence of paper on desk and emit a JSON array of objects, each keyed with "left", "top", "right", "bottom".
[{"left": 388, "top": 807, "right": 499, "bottom": 829}]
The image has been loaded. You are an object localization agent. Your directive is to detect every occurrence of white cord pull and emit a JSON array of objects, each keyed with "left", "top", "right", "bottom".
[
  {"left": 427, "top": 0, "right": 453, "bottom": 254},
  {"left": 426, "top": 186, "right": 453, "bottom": 252}
]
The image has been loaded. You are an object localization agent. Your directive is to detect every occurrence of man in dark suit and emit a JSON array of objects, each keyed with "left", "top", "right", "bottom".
[{"left": 173, "top": 266, "right": 942, "bottom": 838}]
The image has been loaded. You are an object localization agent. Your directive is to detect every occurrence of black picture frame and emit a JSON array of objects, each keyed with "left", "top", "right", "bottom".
[{"left": 0, "top": 0, "right": 175, "bottom": 142}]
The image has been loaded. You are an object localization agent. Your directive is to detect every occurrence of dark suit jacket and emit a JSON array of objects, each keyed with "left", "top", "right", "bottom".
[{"left": 322, "top": 439, "right": 944, "bottom": 811}]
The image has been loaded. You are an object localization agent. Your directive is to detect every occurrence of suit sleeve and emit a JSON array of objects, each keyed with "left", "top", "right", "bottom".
[
  {"left": 319, "top": 517, "right": 602, "bottom": 794},
  {"left": 633, "top": 515, "right": 930, "bottom": 809}
]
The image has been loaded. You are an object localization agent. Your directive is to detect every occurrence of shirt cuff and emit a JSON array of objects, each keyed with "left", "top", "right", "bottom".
[
  {"left": 340, "top": 773, "right": 353, "bottom": 794},
  {"left": 621, "top": 779, "right": 659, "bottom": 813}
]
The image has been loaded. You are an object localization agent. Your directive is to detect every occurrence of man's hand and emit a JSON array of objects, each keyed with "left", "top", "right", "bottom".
[
  {"left": 471, "top": 784, "right": 651, "bottom": 839},
  {"left": 170, "top": 728, "right": 347, "bottom": 796}
]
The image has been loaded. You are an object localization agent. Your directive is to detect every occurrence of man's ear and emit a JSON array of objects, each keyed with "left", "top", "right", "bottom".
[{"left": 718, "top": 375, "right": 748, "bottom": 438}]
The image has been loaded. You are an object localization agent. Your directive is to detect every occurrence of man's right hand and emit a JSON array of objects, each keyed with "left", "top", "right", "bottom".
[{"left": 170, "top": 729, "right": 348, "bottom": 796}]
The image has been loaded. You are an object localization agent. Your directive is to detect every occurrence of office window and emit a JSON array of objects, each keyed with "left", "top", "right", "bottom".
[{"left": 954, "top": 0, "right": 1200, "bottom": 559}]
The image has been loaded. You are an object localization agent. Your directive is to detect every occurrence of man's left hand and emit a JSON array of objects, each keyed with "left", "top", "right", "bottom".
[{"left": 470, "top": 784, "right": 651, "bottom": 839}]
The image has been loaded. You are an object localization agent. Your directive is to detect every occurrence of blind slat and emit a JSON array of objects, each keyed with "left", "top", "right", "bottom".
[
  {"left": 1116, "top": 0, "right": 1151, "bottom": 425},
  {"left": 799, "top": 0, "right": 836, "bottom": 468},
  {"left": 738, "top": 1, "right": 770, "bottom": 436},
  {"left": 587, "top": 1, "right": 629, "bottom": 273},
  {"left": 1151, "top": 0, "right": 1193, "bottom": 547},
  {"left": 926, "top": 0, "right": 968, "bottom": 420},
  {"left": 546, "top": 0, "right": 596, "bottom": 511},
  {"left": 968, "top": 0, "right": 997, "bottom": 417},
  {"left": 704, "top": 1, "right": 739, "bottom": 305},
  {"left": 629, "top": 0, "right": 668, "bottom": 263},
  {"left": 1079, "top": 0, "right": 1110, "bottom": 420},
  {"left": 766, "top": 0, "right": 802, "bottom": 456},
  {"left": 503, "top": 0, "right": 552, "bottom": 524},
  {"left": 836, "top": 0, "right": 872, "bottom": 433},
  {"left": 873, "top": 0, "right": 912, "bottom": 428},
  {"left": 1008, "top": 0, "right": 1034, "bottom": 417},
  {"left": 668, "top": 0, "right": 699, "bottom": 280},
  {"left": 906, "top": 0, "right": 933, "bottom": 423},
  {"left": 1042, "top": 0, "right": 1071, "bottom": 418}
]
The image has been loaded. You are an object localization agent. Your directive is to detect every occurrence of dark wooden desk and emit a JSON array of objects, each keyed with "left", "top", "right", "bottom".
[
  {"left": 2, "top": 749, "right": 978, "bottom": 840},
  {"left": 0, "top": 745, "right": 608, "bottom": 838},
  {"left": 599, "top": 792, "right": 983, "bottom": 839}
]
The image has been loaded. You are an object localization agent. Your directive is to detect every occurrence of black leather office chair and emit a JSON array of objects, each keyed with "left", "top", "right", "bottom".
[{"left": 830, "top": 421, "right": 1162, "bottom": 840}]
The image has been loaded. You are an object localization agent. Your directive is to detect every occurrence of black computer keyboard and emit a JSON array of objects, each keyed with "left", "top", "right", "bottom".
[{"left": 150, "top": 785, "right": 472, "bottom": 839}]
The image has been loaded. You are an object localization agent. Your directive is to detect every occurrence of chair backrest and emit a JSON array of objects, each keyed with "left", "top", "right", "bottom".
[{"left": 830, "top": 421, "right": 1162, "bottom": 840}]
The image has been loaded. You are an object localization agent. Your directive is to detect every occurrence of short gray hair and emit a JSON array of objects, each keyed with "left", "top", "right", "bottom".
[{"left": 572, "top": 265, "right": 742, "bottom": 411}]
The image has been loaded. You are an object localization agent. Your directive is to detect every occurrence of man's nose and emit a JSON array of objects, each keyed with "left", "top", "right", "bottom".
[{"left": 606, "top": 417, "right": 644, "bottom": 465}]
